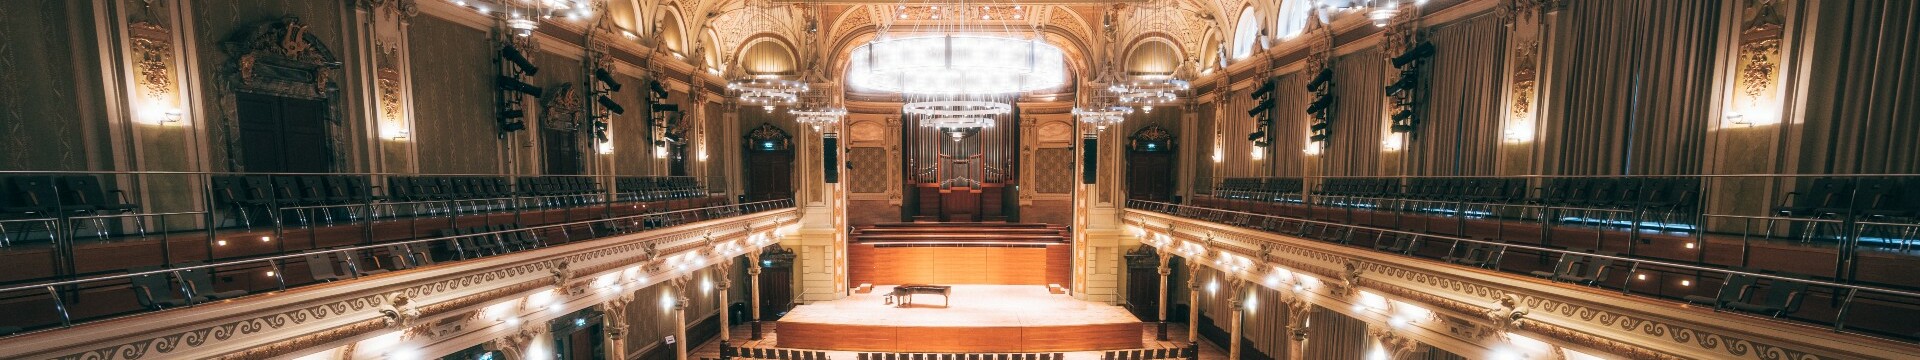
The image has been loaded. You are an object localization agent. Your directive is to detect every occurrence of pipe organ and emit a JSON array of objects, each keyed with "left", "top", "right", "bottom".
[{"left": 902, "top": 106, "right": 1021, "bottom": 222}]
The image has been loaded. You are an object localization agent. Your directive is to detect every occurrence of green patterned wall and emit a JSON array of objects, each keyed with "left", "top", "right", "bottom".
[
  {"left": 0, "top": 0, "right": 108, "bottom": 171},
  {"left": 408, "top": 15, "right": 502, "bottom": 174}
]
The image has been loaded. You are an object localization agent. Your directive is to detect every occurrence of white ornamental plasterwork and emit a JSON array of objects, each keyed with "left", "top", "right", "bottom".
[
  {"left": 1117, "top": 2, "right": 1211, "bottom": 58},
  {"left": 1124, "top": 211, "right": 1902, "bottom": 360}
]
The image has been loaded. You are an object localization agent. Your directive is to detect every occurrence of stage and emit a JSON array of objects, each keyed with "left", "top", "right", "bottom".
[{"left": 777, "top": 285, "right": 1145, "bottom": 352}]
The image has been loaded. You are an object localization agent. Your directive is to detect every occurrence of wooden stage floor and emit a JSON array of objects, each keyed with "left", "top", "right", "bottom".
[{"left": 777, "top": 285, "right": 1145, "bottom": 352}]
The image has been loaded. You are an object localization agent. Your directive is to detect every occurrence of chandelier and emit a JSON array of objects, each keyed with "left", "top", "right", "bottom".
[
  {"left": 1073, "top": 105, "right": 1133, "bottom": 131},
  {"left": 729, "top": 77, "right": 806, "bottom": 111},
  {"left": 848, "top": 35, "right": 1068, "bottom": 94},
  {"left": 904, "top": 100, "right": 1011, "bottom": 140},
  {"left": 494, "top": 0, "right": 594, "bottom": 37},
  {"left": 1333, "top": 0, "right": 1422, "bottom": 28},
  {"left": 1109, "top": 77, "right": 1189, "bottom": 113},
  {"left": 790, "top": 106, "right": 847, "bottom": 131}
]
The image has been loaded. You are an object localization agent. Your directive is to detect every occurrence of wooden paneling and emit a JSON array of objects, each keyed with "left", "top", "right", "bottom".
[
  {"left": 849, "top": 245, "right": 1067, "bottom": 285},
  {"left": 775, "top": 322, "right": 1140, "bottom": 352}
]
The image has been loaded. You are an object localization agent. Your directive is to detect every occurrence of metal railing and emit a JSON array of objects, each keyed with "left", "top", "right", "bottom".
[
  {"left": 0, "top": 197, "right": 792, "bottom": 334},
  {"left": 1127, "top": 199, "right": 1920, "bottom": 343},
  {"left": 1194, "top": 174, "right": 1920, "bottom": 287}
]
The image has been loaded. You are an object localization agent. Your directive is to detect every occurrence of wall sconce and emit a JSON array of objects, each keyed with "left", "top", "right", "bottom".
[
  {"left": 1724, "top": 112, "right": 1756, "bottom": 127},
  {"left": 1502, "top": 121, "right": 1534, "bottom": 143},
  {"left": 697, "top": 148, "right": 709, "bottom": 161},
  {"left": 1381, "top": 134, "right": 1404, "bottom": 152},
  {"left": 1250, "top": 147, "right": 1266, "bottom": 160},
  {"left": 655, "top": 145, "right": 669, "bottom": 159},
  {"left": 162, "top": 109, "right": 183, "bottom": 125},
  {"left": 1211, "top": 147, "right": 1224, "bottom": 163},
  {"left": 598, "top": 140, "right": 614, "bottom": 155},
  {"left": 387, "top": 129, "right": 410, "bottom": 141},
  {"left": 1302, "top": 141, "right": 1324, "bottom": 156}
]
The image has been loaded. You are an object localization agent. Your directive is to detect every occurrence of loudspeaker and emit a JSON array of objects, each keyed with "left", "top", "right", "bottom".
[
  {"left": 823, "top": 135, "right": 840, "bottom": 183},
  {"left": 1081, "top": 138, "right": 1098, "bottom": 184}
]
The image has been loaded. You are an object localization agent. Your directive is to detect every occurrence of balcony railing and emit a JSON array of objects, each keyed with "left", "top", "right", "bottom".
[
  {"left": 1128, "top": 194, "right": 1920, "bottom": 344},
  {"left": 0, "top": 170, "right": 771, "bottom": 336}
]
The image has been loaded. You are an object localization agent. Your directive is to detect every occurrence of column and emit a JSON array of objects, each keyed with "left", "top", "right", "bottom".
[
  {"left": 672, "top": 275, "right": 692, "bottom": 360},
  {"left": 1283, "top": 293, "right": 1314, "bottom": 360},
  {"left": 1226, "top": 279, "right": 1247, "bottom": 360},
  {"left": 603, "top": 293, "right": 635, "bottom": 360},
  {"left": 1156, "top": 252, "right": 1172, "bottom": 341},
  {"left": 747, "top": 250, "right": 765, "bottom": 340},
  {"left": 1185, "top": 259, "right": 1202, "bottom": 346},
  {"left": 714, "top": 259, "right": 735, "bottom": 351},
  {"left": 1367, "top": 326, "right": 1423, "bottom": 360}
]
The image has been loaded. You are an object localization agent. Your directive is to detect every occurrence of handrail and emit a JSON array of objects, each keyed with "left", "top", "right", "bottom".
[
  {"left": 0, "top": 170, "right": 718, "bottom": 178},
  {"left": 0, "top": 198, "right": 794, "bottom": 296},
  {"left": 1124, "top": 199, "right": 1920, "bottom": 300}
]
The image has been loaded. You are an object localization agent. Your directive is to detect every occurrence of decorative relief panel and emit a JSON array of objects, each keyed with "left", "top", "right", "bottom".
[
  {"left": 129, "top": 21, "right": 176, "bottom": 105},
  {"left": 1732, "top": 0, "right": 1785, "bottom": 118}
]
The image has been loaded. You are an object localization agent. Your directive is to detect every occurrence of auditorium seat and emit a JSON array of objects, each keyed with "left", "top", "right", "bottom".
[
  {"left": 175, "top": 261, "right": 249, "bottom": 301},
  {"left": 1529, "top": 251, "right": 1616, "bottom": 286},
  {"left": 1442, "top": 241, "right": 1502, "bottom": 268},
  {"left": 1767, "top": 178, "right": 1854, "bottom": 242},
  {"left": 128, "top": 267, "right": 190, "bottom": 310},
  {"left": 57, "top": 175, "right": 144, "bottom": 239}
]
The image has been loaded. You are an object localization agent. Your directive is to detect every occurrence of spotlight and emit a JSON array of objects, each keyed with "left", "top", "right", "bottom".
[
  {"left": 651, "top": 103, "right": 679, "bottom": 113},
  {"left": 1306, "top": 96, "right": 1333, "bottom": 113},
  {"left": 498, "top": 76, "right": 544, "bottom": 97},
  {"left": 1391, "top": 41, "right": 1436, "bottom": 68},
  {"left": 500, "top": 45, "right": 540, "bottom": 75},
  {"left": 1391, "top": 108, "right": 1415, "bottom": 121},
  {"left": 501, "top": 120, "right": 527, "bottom": 132},
  {"left": 1310, "top": 122, "right": 1329, "bottom": 131},
  {"left": 594, "top": 68, "right": 623, "bottom": 92},
  {"left": 1247, "top": 131, "right": 1266, "bottom": 141},
  {"left": 1310, "top": 134, "right": 1328, "bottom": 141},
  {"left": 598, "top": 95, "right": 625, "bottom": 114},
  {"left": 648, "top": 80, "right": 669, "bottom": 99},
  {"left": 1306, "top": 69, "right": 1333, "bottom": 89}
]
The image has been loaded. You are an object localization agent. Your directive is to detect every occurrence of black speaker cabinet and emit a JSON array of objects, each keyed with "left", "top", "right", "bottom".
[
  {"left": 823, "top": 135, "right": 840, "bottom": 183},
  {"left": 1081, "top": 138, "right": 1098, "bottom": 184}
]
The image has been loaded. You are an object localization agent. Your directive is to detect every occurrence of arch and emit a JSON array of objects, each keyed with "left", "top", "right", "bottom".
[
  {"left": 1231, "top": 6, "right": 1261, "bottom": 60},
  {"left": 736, "top": 35, "right": 799, "bottom": 75},
  {"left": 1125, "top": 37, "right": 1183, "bottom": 76},
  {"left": 1274, "top": 0, "right": 1313, "bottom": 41},
  {"left": 702, "top": 29, "right": 722, "bottom": 71},
  {"left": 1198, "top": 29, "right": 1222, "bottom": 72},
  {"left": 656, "top": 4, "right": 688, "bottom": 53}
]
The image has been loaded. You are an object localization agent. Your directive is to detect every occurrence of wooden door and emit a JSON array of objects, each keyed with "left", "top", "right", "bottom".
[
  {"left": 744, "top": 151, "right": 792, "bottom": 201},
  {"left": 1127, "top": 152, "right": 1175, "bottom": 201},
  {"left": 757, "top": 261, "right": 793, "bottom": 319},
  {"left": 236, "top": 93, "right": 329, "bottom": 172},
  {"left": 544, "top": 128, "right": 583, "bottom": 175}
]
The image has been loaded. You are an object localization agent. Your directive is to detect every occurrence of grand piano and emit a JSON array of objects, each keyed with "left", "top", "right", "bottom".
[{"left": 884, "top": 284, "right": 952, "bottom": 307}]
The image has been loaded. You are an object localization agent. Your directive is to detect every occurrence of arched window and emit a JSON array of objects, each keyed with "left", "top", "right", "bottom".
[
  {"left": 1231, "top": 7, "right": 1261, "bottom": 59},
  {"left": 1275, "top": 0, "right": 1312, "bottom": 40}
]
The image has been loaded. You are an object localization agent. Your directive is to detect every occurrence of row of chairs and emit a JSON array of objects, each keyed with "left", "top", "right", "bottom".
[
  {"left": 128, "top": 261, "right": 249, "bottom": 310},
  {"left": 1102, "top": 348, "right": 1193, "bottom": 360},
  {"left": 731, "top": 347, "right": 828, "bottom": 360},
  {"left": 858, "top": 353, "right": 1065, "bottom": 360},
  {"left": 615, "top": 176, "right": 706, "bottom": 202},
  {"left": 1307, "top": 177, "right": 1702, "bottom": 229},
  {"left": 438, "top": 224, "right": 545, "bottom": 260},
  {"left": 1, "top": 175, "right": 144, "bottom": 245},
  {"left": 212, "top": 175, "right": 378, "bottom": 229},
  {"left": 1767, "top": 177, "right": 1920, "bottom": 245},
  {"left": 1213, "top": 178, "right": 1305, "bottom": 201},
  {"left": 1683, "top": 269, "right": 1813, "bottom": 318}
]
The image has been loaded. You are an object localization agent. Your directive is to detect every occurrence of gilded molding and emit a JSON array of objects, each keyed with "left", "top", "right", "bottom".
[{"left": 128, "top": 21, "right": 175, "bottom": 103}]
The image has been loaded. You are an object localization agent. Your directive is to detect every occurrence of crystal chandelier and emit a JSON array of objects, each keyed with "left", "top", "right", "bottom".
[
  {"left": 1109, "top": 77, "right": 1189, "bottom": 113},
  {"left": 495, "top": 0, "right": 593, "bottom": 37},
  {"left": 848, "top": 35, "right": 1067, "bottom": 94},
  {"left": 1072, "top": 105, "right": 1133, "bottom": 131},
  {"left": 729, "top": 77, "right": 806, "bottom": 111},
  {"left": 790, "top": 106, "right": 847, "bottom": 131},
  {"left": 904, "top": 100, "right": 1011, "bottom": 140}
]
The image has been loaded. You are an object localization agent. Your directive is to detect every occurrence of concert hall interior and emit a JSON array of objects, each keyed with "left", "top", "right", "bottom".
[{"left": 4, "top": 0, "right": 1920, "bottom": 359}]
